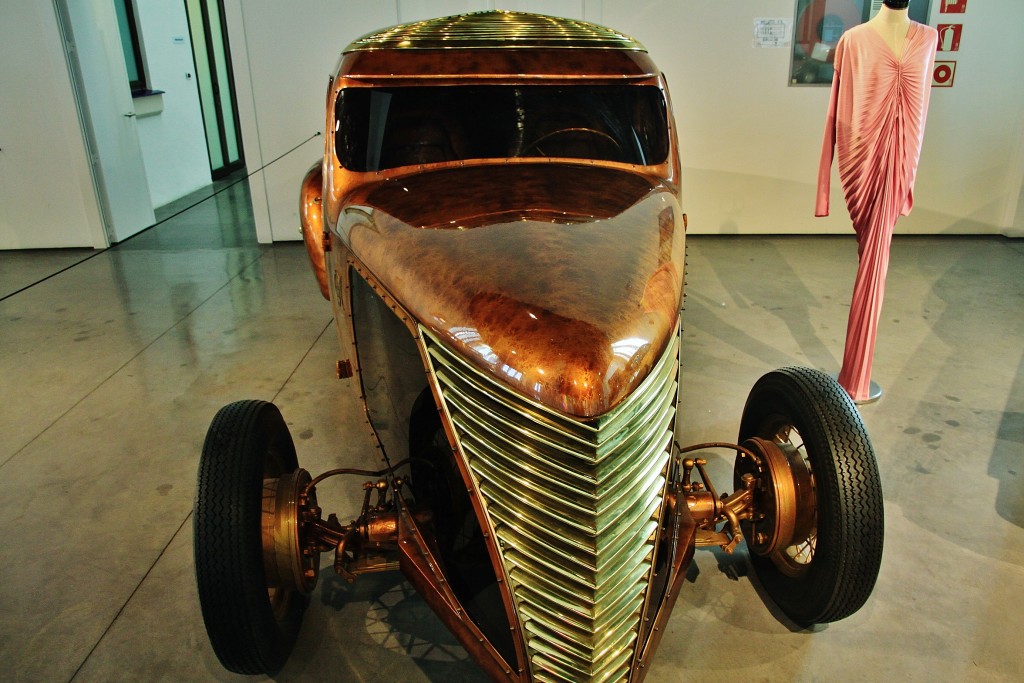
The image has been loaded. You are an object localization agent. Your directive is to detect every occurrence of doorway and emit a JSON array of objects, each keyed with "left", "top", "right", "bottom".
[
  {"left": 54, "top": 0, "right": 156, "bottom": 245},
  {"left": 185, "top": 0, "right": 245, "bottom": 179}
]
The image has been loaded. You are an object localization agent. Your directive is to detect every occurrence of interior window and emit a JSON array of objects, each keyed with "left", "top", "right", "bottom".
[{"left": 113, "top": 0, "right": 147, "bottom": 93}]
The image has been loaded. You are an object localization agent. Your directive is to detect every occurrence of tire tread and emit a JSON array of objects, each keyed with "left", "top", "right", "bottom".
[
  {"left": 740, "top": 366, "right": 883, "bottom": 625},
  {"left": 194, "top": 400, "right": 303, "bottom": 674}
]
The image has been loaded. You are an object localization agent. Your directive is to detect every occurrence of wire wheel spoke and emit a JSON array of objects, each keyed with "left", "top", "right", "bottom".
[{"left": 783, "top": 532, "right": 816, "bottom": 566}]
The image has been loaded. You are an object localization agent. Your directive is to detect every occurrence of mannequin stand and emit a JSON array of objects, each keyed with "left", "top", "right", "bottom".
[{"left": 832, "top": 373, "right": 882, "bottom": 404}]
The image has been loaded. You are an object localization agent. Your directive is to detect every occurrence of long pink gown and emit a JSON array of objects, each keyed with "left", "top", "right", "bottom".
[{"left": 816, "top": 21, "right": 937, "bottom": 401}]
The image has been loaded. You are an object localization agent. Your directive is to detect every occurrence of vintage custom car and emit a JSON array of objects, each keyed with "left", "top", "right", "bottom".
[{"left": 193, "top": 11, "right": 884, "bottom": 683}]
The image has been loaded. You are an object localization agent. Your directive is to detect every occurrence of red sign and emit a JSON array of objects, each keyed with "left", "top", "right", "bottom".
[
  {"left": 940, "top": 0, "right": 967, "bottom": 13},
  {"left": 933, "top": 61, "right": 957, "bottom": 88},
  {"left": 937, "top": 24, "right": 963, "bottom": 52}
]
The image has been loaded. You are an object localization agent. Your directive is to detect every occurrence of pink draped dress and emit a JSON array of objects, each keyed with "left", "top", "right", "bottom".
[{"left": 816, "top": 21, "right": 937, "bottom": 401}]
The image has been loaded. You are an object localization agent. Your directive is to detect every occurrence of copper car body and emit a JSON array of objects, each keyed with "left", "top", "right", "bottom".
[
  {"left": 193, "top": 10, "right": 884, "bottom": 683},
  {"left": 302, "top": 12, "right": 688, "bottom": 682}
]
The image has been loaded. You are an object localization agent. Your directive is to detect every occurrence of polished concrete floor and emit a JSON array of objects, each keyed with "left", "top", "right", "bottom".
[{"left": 1, "top": 177, "right": 1021, "bottom": 683}]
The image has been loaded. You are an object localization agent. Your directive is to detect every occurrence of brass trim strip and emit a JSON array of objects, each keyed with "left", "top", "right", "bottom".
[{"left": 339, "top": 255, "right": 530, "bottom": 676}]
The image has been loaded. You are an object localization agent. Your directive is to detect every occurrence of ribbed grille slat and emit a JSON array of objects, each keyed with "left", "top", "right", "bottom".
[
  {"left": 437, "top": 365, "right": 598, "bottom": 451},
  {"left": 422, "top": 325, "right": 679, "bottom": 682}
]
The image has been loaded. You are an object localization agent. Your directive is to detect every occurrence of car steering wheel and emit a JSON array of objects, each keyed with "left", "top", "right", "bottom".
[{"left": 523, "top": 127, "right": 621, "bottom": 156}]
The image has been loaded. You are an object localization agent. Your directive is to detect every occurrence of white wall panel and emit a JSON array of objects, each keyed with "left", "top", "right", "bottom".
[
  {"left": 399, "top": 0, "right": 487, "bottom": 23},
  {"left": 224, "top": 0, "right": 399, "bottom": 242},
  {"left": 502, "top": 0, "right": 585, "bottom": 19},
  {"left": 0, "top": 1, "right": 105, "bottom": 249}
]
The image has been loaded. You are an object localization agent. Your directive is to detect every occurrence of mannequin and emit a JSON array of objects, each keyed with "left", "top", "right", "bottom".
[
  {"left": 869, "top": 1, "right": 912, "bottom": 58},
  {"left": 816, "top": 0, "right": 937, "bottom": 402}
]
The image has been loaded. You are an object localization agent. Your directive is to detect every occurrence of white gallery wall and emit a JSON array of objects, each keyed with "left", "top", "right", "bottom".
[
  {"left": 602, "top": 0, "right": 1024, "bottom": 237},
  {"left": 0, "top": 1, "right": 106, "bottom": 249},
  {"left": 2, "top": 1, "right": 1022, "bottom": 250},
  {"left": 221, "top": 0, "right": 401, "bottom": 244},
  {"left": 0, "top": 0, "right": 211, "bottom": 250},
  {"left": 227, "top": 0, "right": 1024, "bottom": 241}
]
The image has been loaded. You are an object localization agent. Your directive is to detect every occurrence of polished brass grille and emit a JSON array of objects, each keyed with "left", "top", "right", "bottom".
[
  {"left": 345, "top": 10, "right": 644, "bottom": 52},
  {"left": 421, "top": 327, "right": 679, "bottom": 682}
]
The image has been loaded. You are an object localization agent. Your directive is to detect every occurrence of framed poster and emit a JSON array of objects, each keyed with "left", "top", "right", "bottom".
[{"left": 790, "top": 0, "right": 931, "bottom": 85}]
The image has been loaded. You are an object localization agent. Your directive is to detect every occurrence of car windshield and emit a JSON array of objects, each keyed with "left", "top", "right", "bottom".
[{"left": 334, "top": 85, "right": 669, "bottom": 171}]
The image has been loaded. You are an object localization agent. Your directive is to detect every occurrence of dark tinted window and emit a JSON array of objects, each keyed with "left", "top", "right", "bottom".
[{"left": 335, "top": 85, "right": 669, "bottom": 170}]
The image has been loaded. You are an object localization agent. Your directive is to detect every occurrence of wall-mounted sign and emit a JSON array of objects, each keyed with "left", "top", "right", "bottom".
[
  {"left": 940, "top": 0, "right": 967, "bottom": 13},
  {"left": 933, "top": 61, "right": 957, "bottom": 87},
  {"left": 937, "top": 24, "right": 962, "bottom": 51},
  {"left": 754, "top": 18, "right": 793, "bottom": 48}
]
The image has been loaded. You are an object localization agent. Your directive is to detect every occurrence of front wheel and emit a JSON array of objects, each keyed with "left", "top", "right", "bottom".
[
  {"left": 194, "top": 400, "right": 312, "bottom": 674},
  {"left": 736, "top": 367, "right": 883, "bottom": 626}
]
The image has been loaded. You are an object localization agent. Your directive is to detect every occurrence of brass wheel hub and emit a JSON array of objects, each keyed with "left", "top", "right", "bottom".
[
  {"left": 736, "top": 435, "right": 816, "bottom": 575},
  {"left": 262, "top": 468, "right": 319, "bottom": 595}
]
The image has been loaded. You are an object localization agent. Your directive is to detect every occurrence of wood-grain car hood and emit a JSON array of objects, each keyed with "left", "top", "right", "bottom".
[{"left": 342, "top": 164, "right": 684, "bottom": 418}]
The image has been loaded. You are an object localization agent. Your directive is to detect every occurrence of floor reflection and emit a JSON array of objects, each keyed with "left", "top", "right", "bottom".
[
  {"left": 1, "top": 169, "right": 254, "bottom": 302},
  {"left": 0, "top": 248, "right": 95, "bottom": 300}
]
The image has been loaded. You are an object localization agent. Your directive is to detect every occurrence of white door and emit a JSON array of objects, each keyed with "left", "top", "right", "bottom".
[{"left": 56, "top": 0, "right": 154, "bottom": 244}]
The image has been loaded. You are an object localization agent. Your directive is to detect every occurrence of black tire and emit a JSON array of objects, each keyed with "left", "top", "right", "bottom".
[
  {"left": 194, "top": 400, "right": 307, "bottom": 674},
  {"left": 738, "top": 367, "right": 883, "bottom": 626}
]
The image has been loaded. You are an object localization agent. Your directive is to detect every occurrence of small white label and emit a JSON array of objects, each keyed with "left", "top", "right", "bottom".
[{"left": 753, "top": 18, "right": 792, "bottom": 48}]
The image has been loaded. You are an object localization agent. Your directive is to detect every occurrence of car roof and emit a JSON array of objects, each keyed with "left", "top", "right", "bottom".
[
  {"left": 335, "top": 11, "right": 659, "bottom": 82},
  {"left": 343, "top": 10, "right": 645, "bottom": 52}
]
